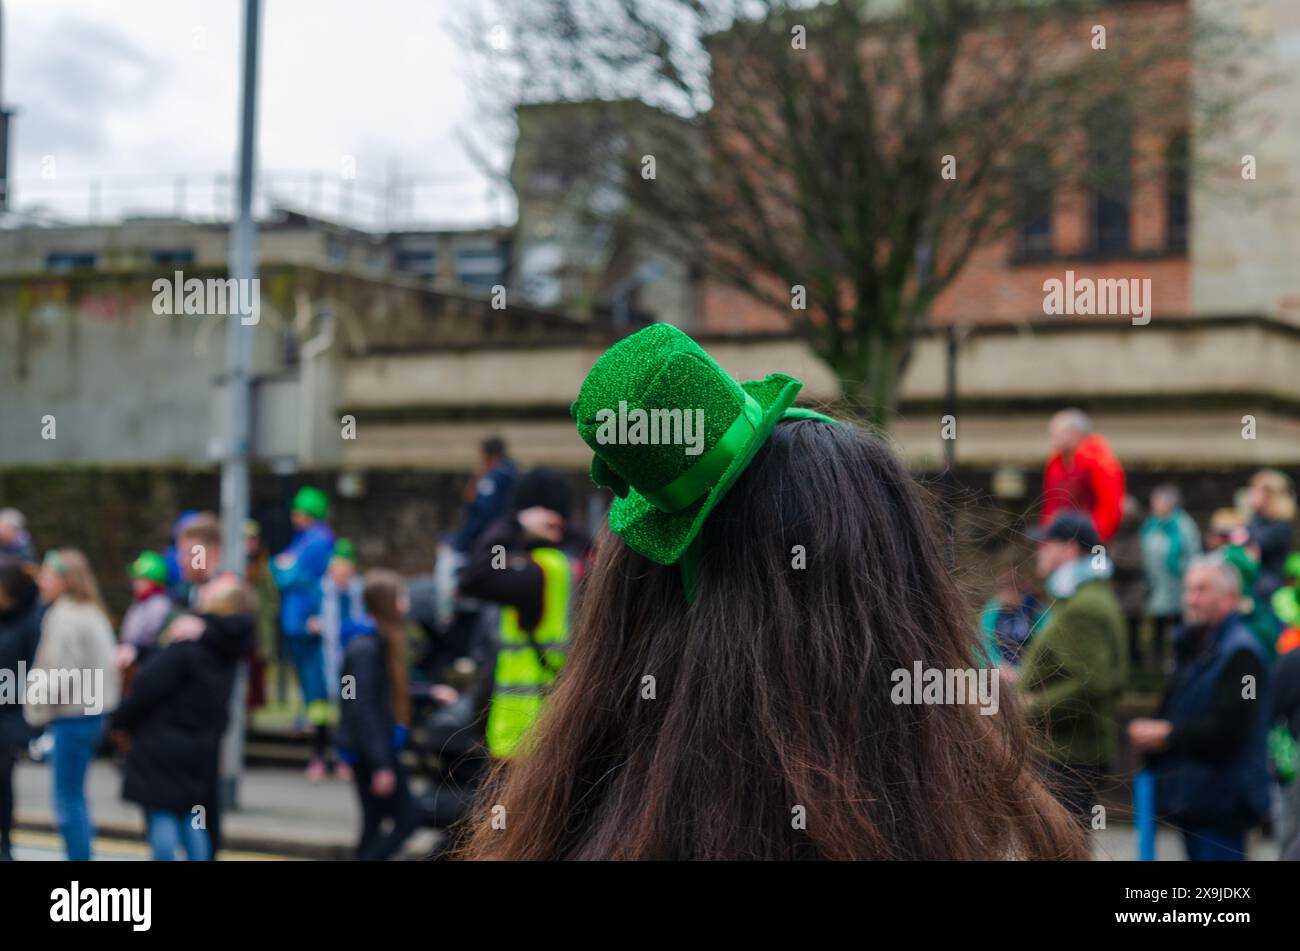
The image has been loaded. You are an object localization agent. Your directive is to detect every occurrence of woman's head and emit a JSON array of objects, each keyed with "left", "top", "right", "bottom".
[
  {"left": 39, "top": 548, "right": 106, "bottom": 613},
  {"left": 1248, "top": 469, "right": 1295, "bottom": 521},
  {"left": 362, "top": 569, "right": 408, "bottom": 623},
  {"left": 1150, "top": 483, "right": 1181, "bottom": 518},
  {"left": 509, "top": 467, "right": 572, "bottom": 520},
  {"left": 1207, "top": 507, "right": 1246, "bottom": 549},
  {"left": 196, "top": 574, "right": 255, "bottom": 616},
  {"left": 361, "top": 568, "right": 412, "bottom": 729},
  {"left": 461, "top": 418, "right": 1085, "bottom": 860},
  {"left": 0, "top": 561, "right": 39, "bottom": 615}
]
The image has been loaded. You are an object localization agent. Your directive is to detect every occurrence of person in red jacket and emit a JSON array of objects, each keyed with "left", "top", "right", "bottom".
[{"left": 1041, "top": 409, "right": 1126, "bottom": 542}]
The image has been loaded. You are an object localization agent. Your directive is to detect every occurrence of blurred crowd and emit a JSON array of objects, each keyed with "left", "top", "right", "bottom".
[
  {"left": 0, "top": 435, "right": 590, "bottom": 861},
  {"left": 985, "top": 409, "right": 1300, "bottom": 861},
  {"left": 1, "top": 412, "right": 1298, "bottom": 862}
]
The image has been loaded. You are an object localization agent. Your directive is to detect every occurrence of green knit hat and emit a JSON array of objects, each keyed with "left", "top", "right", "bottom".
[
  {"left": 573, "top": 323, "right": 833, "bottom": 599},
  {"left": 291, "top": 486, "right": 330, "bottom": 521},
  {"left": 130, "top": 550, "right": 169, "bottom": 585},
  {"left": 333, "top": 538, "right": 355, "bottom": 561}
]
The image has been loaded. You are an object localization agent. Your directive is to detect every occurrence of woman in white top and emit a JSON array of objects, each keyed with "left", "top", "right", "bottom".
[{"left": 26, "top": 549, "right": 120, "bottom": 861}]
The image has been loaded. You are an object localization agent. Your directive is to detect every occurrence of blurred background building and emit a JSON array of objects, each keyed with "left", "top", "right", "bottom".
[{"left": 1, "top": 0, "right": 1298, "bottom": 607}]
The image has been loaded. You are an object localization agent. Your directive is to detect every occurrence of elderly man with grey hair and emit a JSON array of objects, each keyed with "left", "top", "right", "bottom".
[
  {"left": 1040, "top": 409, "right": 1126, "bottom": 543},
  {"left": 1128, "top": 553, "right": 1271, "bottom": 860}
]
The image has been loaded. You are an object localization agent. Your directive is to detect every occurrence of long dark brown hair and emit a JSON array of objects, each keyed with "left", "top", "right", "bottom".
[
  {"left": 460, "top": 418, "right": 1087, "bottom": 859},
  {"left": 361, "top": 569, "right": 412, "bottom": 728}
]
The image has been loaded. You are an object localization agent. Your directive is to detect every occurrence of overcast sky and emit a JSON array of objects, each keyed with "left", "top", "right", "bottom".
[{"left": 4, "top": 0, "right": 511, "bottom": 229}]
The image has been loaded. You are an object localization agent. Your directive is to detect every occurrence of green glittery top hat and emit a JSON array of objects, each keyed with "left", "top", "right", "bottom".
[{"left": 572, "top": 323, "right": 831, "bottom": 598}]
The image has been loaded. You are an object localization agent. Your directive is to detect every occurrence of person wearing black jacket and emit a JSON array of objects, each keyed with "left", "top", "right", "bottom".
[
  {"left": 166, "top": 513, "right": 256, "bottom": 854},
  {"left": 1129, "top": 555, "right": 1272, "bottom": 860},
  {"left": 338, "top": 570, "right": 423, "bottom": 861},
  {"left": 453, "top": 436, "right": 517, "bottom": 555},
  {"left": 111, "top": 576, "right": 254, "bottom": 861},
  {"left": 457, "top": 468, "right": 587, "bottom": 764},
  {"left": 0, "top": 562, "right": 44, "bottom": 860}
]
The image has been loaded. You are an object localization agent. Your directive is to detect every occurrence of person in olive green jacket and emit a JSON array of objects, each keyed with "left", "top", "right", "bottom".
[{"left": 1017, "top": 510, "right": 1129, "bottom": 822}]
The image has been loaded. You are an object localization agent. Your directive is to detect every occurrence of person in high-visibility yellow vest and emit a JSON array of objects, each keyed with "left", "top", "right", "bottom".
[
  {"left": 458, "top": 467, "right": 580, "bottom": 759},
  {"left": 487, "top": 545, "right": 571, "bottom": 757}
]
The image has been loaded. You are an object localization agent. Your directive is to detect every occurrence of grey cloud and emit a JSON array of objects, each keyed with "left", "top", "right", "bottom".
[{"left": 15, "top": 17, "right": 164, "bottom": 160}]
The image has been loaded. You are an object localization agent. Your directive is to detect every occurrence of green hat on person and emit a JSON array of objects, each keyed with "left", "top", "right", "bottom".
[
  {"left": 130, "top": 550, "right": 169, "bottom": 585},
  {"left": 333, "top": 538, "right": 355, "bottom": 561},
  {"left": 291, "top": 486, "right": 330, "bottom": 521},
  {"left": 572, "top": 322, "right": 835, "bottom": 601}
]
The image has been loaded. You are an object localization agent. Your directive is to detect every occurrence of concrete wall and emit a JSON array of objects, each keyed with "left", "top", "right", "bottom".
[
  {"left": 0, "top": 265, "right": 626, "bottom": 467},
  {"left": 0, "top": 279, "right": 282, "bottom": 465},
  {"left": 0, "top": 268, "right": 342, "bottom": 466},
  {"left": 338, "top": 316, "right": 1300, "bottom": 471}
]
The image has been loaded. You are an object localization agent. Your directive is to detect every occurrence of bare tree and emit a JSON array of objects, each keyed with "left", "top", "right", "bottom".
[{"left": 465, "top": 0, "right": 1249, "bottom": 427}]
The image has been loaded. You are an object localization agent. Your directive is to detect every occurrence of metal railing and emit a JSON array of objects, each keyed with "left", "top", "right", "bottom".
[{"left": 4, "top": 169, "right": 513, "bottom": 232}]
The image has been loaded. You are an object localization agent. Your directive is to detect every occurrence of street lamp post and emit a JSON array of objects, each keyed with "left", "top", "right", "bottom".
[{"left": 221, "top": 0, "right": 262, "bottom": 576}]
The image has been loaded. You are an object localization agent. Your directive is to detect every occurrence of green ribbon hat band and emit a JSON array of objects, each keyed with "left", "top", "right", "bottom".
[{"left": 641, "top": 391, "right": 763, "bottom": 514}]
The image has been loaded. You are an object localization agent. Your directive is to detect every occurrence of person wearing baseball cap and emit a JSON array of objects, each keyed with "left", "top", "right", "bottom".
[{"left": 1016, "top": 509, "right": 1128, "bottom": 824}]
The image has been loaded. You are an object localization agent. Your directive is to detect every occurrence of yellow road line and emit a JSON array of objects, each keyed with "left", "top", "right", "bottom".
[{"left": 12, "top": 829, "right": 298, "bottom": 861}]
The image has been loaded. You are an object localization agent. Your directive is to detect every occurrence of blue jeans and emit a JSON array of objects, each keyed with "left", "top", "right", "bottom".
[
  {"left": 50, "top": 715, "right": 104, "bottom": 861},
  {"left": 1182, "top": 827, "right": 1246, "bottom": 861},
  {"left": 284, "top": 634, "right": 329, "bottom": 706},
  {"left": 147, "top": 809, "right": 212, "bottom": 861}
]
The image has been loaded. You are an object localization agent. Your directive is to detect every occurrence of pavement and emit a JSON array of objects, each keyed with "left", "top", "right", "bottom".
[
  {"left": 1090, "top": 822, "right": 1277, "bottom": 861},
  {"left": 13, "top": 758, "right": 442, "bottom": 861},
  {"left": 12, "top": 757, "right": 1282, "bottom": 861}
]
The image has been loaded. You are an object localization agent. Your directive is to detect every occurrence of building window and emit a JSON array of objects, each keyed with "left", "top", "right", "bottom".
[
  {"left": 1087, "top": 100, "right": 1132, "bottom": 256},
  {"left": 1166, "top": 131, "right": 1189, "bottom": 252},
  {"left": 455, "top": 247, "right": 503, "bottom": 290},
  {"left": 45, "top": 251, "right": 96, "bottom": 271},
  {"left": 396, "top": 249, "right": 437, "bottom": 277},
  {"left": 151, "top": 248, "right": 195, "bottom": 266},
  {"left": 326, "top": 237, "right": 349, "bottom": 266},
  {"left": 1014, "top": 145, "right": 1053, "bottom": 260}
]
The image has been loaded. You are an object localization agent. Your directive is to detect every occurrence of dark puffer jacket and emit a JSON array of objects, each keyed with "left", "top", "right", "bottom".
[
  {"left": 0, "top": 588, "right": 43, "bottom": 750},
  {"left": 111, "top": 613, "right": 253, "bottom": 814}
]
